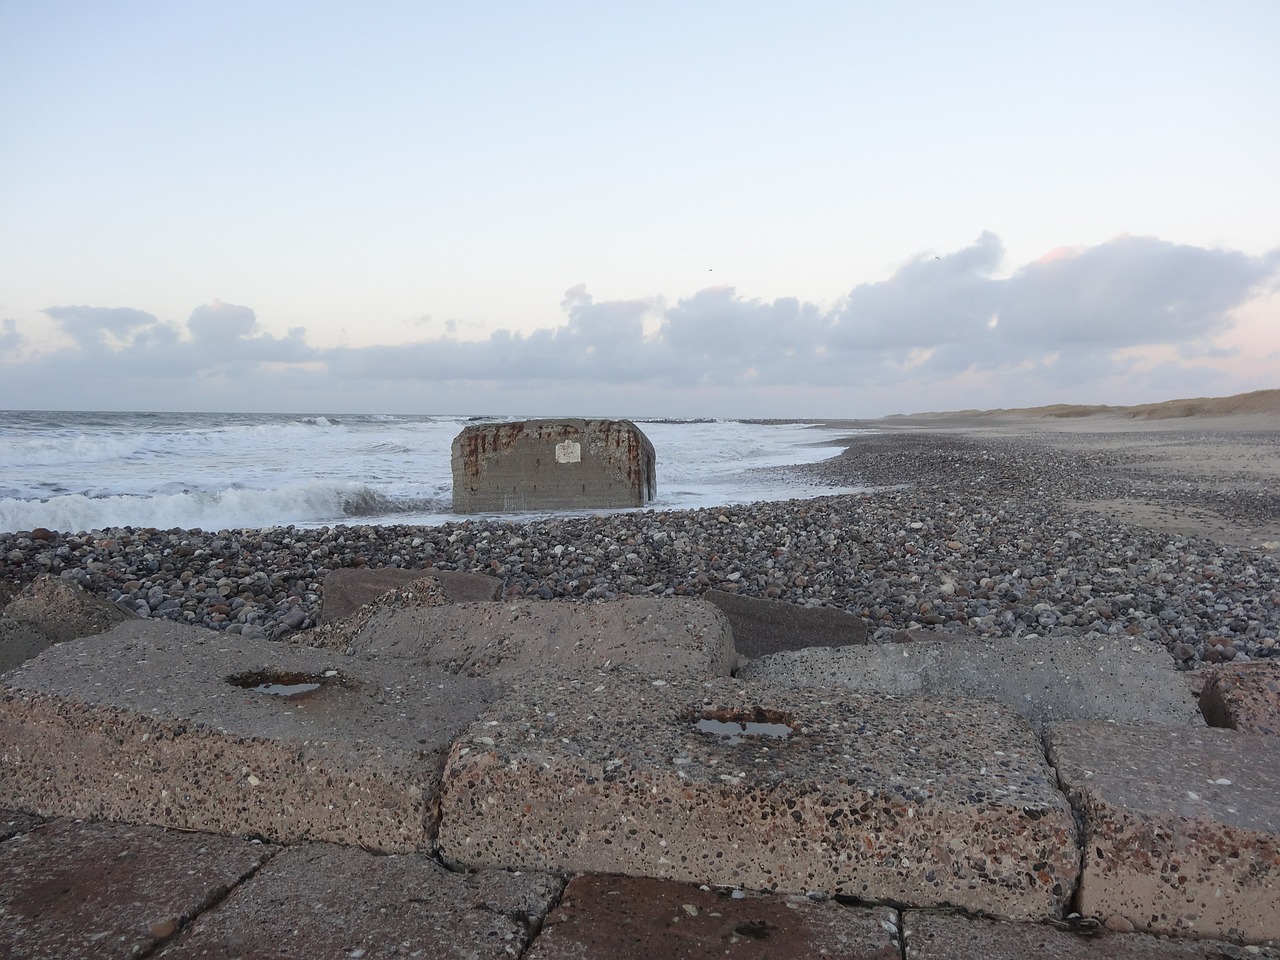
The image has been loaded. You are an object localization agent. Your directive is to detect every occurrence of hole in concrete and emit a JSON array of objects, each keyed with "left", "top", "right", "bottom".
[
  {"left": 228, "top": 669, "right": 334, "bottom": 699},
  {"left": 1197, "top": 684, "right": 1236, "bottom": 730},
  {"left": 733, "top": 919, "right": 775, "bottom": 940},
  {"left": 693, "top": 706, "right": 794, "bottom": 743}
]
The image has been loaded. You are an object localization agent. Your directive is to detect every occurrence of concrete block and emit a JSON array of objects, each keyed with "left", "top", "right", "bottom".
[
  {"left": 740, "top": 635, "right": 1203, "bottom": 732},
  {"left": 3, "top": 574, "right": 135, "bottom": 643},
  {"left": 0, "top": 615, "right": 55, "bottom": 675},
  {"left": 0, "top": 817, "right": 276, "bottom": 960},
  {"left": 452, "top": 419, "right": 656, "bottom": 513},
  {"left": 526, "top": 874, "right": 902, "bottom": 960},
  {"left": 439, "top": 671, "right": 1079, "bottom": 920},
  {"left": 902, "top": 911, "right": 1274, "bottom": 958},
  {"left": 306, "top": 575, "right": 453, "bottom": 650},
  {"left": 1200, "top": 661, "right": 1280, "bottom": 734},
  {"left": 308, "top": 595, "right": 736, "bottom": 681},
  {"left": 318, "top": 566, "right": 502, "bottom": 623},
  {"left": 0, "top": 620, "right": 499, "bottom": 852},
  {"left": 1046, "top": 721, "right": 1280, "bottom": 944},
  {"left": 158, "top": 843, "right": 563, "bottom": 960},
  {"left": 703, "top": 590, "right": 869, "bottom": 660}
]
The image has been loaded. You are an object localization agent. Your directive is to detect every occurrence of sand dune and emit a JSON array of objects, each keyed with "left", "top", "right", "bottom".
[{"left": 896, "top": 388, "right": 1280, "bottom": 422}]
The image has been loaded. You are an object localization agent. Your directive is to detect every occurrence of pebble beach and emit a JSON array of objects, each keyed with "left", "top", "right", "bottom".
[
  {"left": 0, "top": 417, "right": 1274, "bottom": 670},
  {"left": 3, "top": 412, "right": 1277, "bottom": 669}
]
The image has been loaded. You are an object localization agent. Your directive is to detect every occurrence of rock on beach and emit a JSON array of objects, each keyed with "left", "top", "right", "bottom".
[{"left": 1, "top": 429, "right": 1277, "bottom": 671}]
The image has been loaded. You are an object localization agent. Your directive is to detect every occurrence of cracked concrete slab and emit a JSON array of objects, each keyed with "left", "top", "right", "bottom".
[
  {"left": 739, "top": 634, "right": 1203, "bottom": 731},
  {"left": 0, "top": 619, "right": 499, "bottom": 852},
  {"left": 0, "top": 818, "right": 276, "bottom": 960},
  {"left": 157, "top": 843, "right": 563, "bottom": 960},
  {"left": 1046, "top": 721, "right": 1280, "bottom": 944},
  {"left": 901, "top": 911, "right": 1277, "bottom": 958},
  {"left": 526, "top": 874, "right": 901, "bottom": 959},
  {"left": 438, "top": 670, "right": 1079, "bottom": 920}
]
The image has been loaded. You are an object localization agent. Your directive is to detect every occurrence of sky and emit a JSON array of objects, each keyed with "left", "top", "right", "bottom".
[{"left": 1, "top": 1, "right": 1278, "bottom": 418}]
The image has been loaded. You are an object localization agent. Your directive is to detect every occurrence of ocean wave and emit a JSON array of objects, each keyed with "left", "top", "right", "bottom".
[
  {"left": 0, "top": 433, "right": 151, "bottom": 468},
  {"left": 0, "top": 481, "right": 448, "bottom": 535},
  {"left": 295, "top": 415, "right": 342, "bottom": 427},
  {"left": 206, "top": 417, "right": 350, "bottom": 439}
]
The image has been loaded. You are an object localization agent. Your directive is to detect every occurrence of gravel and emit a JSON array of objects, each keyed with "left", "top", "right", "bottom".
[{"left": 2, "top": 431, "right": 1276, "bottom": 666}]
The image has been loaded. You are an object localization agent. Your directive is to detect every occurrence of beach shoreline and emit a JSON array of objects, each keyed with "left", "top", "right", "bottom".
[
  {"left": 2, "top": 399, "right": 1277, "bottom": 671},
  {"left": 810, "top": 407, "right": 1280, "bottom": 549}
]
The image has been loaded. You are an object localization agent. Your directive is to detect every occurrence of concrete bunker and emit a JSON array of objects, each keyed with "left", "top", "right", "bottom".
[{"left": 450, "top": 418, "right": 656, "bottom": 513}]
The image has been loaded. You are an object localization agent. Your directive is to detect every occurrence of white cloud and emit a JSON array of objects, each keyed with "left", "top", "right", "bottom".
[
  {"left": 997, "top": 235, "right": 1276, "bottom": 346},
  {"left": 43, "top": 306, "right": 162, "bottom": 348},
  {"left": 187, "top": 300, "right": 260, "bottom": 340},
  {"left": 829, "top": 230, "right": 1005, "bottom": 352},
  {"left": 5, "top": 235, "right": 1277, "bottom": 415}
]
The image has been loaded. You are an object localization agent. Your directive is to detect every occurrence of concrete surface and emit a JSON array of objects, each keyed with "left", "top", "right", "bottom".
[
  {"left": 306, "top": 595, "right": 736, "bottom": 681},
  {"left": 317, "top": 566, "right": 502, "bottom": 623},
  {"left": 739, "top": 634, "right": 1204, "bottom": 731},
  {"left": 525, "top": 874, "right": 902, "bottom": 960},
  {"left": 702, "top": 589, "right": 869, "bottom": 660},
  {"left": 305, "top": 574, "right": 453, "bottom": 650},
  {"left": 1, "top": 808, "right": 40, "bottom": 841},
  {"left": 157, "top": 842, "right": 564, "bottom": 960},
  {"left": 902, "top": 912, "right": 1275, "bottom": 958},
  {"left": 452, "top": 419, "right": 656, "bottom": 513},
  {"left": 2, "top": 575, "right": 135, "bottom": 644},
  {"left": 438, "top": 669, "right": 1079, "bottom": 920},
  {"left": 2, "top": 583, "right": 1278, "bottom": 954},
  {"left": 0, "top": 817, "right": 276, "bottom": 960},
  {"left": 5, "top": 813, "right": 1276, "bottom": 960},
  {"left": 1200, "top": 661, "right": 1280, "bottom": 734},
  {"left": 1, "top": 575, "right": 134, "bottom": 672},
  {"left": 1046, "top": 721, "right": 1280, "bottom": 944},
  {"left": 0, "top": 620, "right": 500, "bottom": 852},
  {"left": 0, "top": 616, "right": 54, "bottom": 676}
]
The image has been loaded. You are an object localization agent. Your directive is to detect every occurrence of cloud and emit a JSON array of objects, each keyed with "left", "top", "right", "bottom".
[
  {"left": 22, "top": 301, "right": 316, "bottom": 387},
  {"left": 327, "top": 286, "right": 663, "bottom": 382},
  {"left": 997, "top": 235, "right": 1275, "bottom": 347},
  {"left": 0, "top": 318, "right": 23, "bottom": 354},
  {"left": 5, "top": 234, "right": 1277, "bottom": 414},
  {"left": 44, "top": 305, "right": 162, "bottom": 347},
  {"left": 187, "top": 300, "right": 260, "bottom": 340},
  {"left": 659, "top": 287, "right": 829, "bottom": 385},
  {"left": 828, "top": 230, "right": 1004, "bottom": 353}
]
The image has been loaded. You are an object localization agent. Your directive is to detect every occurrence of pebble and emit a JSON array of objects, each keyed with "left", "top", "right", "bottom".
[{"left": 0, "top": 432, "right": 1276, "bottom": 667}]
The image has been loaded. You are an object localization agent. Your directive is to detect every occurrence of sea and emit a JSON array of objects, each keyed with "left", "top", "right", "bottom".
[{"left": 0, "top": 411, "right": 869, "bottom": 535}]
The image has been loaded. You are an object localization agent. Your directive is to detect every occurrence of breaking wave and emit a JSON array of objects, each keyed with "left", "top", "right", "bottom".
[{"left": 0, "top": 482, "right": 448, "bottom": 535}]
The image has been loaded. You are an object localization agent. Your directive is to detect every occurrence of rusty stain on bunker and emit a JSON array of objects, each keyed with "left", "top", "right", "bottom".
[{"left": 451, "top": 419, "right": 656, "bottom": 513}]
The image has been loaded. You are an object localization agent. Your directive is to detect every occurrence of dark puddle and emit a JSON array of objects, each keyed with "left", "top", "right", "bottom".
[
  {"left": 227, "top": 669, "right": 341, "bottom": 700},
  {"left": 695, "top": 718, "right": 794, "bottom": 741},
  {"left": 692, "top": 706, "right": 795, "bottom": 744},
  {"left": 253, "top": 681, "right": 323, "bottom": 697}
]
